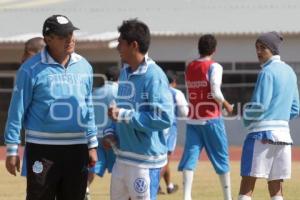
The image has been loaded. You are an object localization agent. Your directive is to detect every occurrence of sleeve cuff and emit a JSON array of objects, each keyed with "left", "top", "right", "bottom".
[
  {"left": 87, "top": 136, "right": 98, "bottom": 149},
  {"left": 103, "top": 128, "right": 115, "bottom": 137},
  {"left": 6, "top": 144, "right": 18, "bottom": 156},
  {"left": 118, "top": 108, "right": 134, "bottom": 124}
]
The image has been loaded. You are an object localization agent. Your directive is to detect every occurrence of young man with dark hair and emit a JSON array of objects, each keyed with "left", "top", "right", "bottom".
[
  {"left": 158, "top": 71, "right": 189, "bottom": 195},
  {"left": 198, "top": 34, "right": 217, "bottom": 56},
  {"left": 5, "top": 14, "right": 98, "bottom": 200},
  {"left": 178, "top": 34, "right": 233, "bottom": 200},
  {"left": 238, "top": 32, "right": 299, "bottom": 200},
  {"left": 116, "top": 20, "right": 150, "bottom": 54},
  {"left": 86, "top": 66, "right": 120, "bottom": 200},
  {"left": 104, "top": 19, "right": 173, "bottom": 200}
]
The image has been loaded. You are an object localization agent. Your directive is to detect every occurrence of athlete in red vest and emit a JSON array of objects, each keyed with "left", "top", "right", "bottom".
[
  {"left": 178, "top": 34, "right": 233, "bottom": 200},
  {"left": 186, "top": 58, "right": 221, "bottom": 119}
]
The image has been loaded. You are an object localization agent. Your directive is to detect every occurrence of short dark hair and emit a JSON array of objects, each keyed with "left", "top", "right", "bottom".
[
  {"left": 105, "top": 66, "right": 120, "bottom": 82},
  {"left": 118, "top": 19, "right": 150, "bottom": 54},
  {"left": 198, "top": 34, "right": 217, "bottom": 56},
  {"left": 166, "top": 70, "right": 177, "bottom": 84},
  {"left": 25, "top": 37, "right": 45, "bottom": 54}
]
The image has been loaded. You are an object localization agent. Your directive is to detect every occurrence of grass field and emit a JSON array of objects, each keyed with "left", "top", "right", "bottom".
[{"left": 1, "top": 161, "right": 300, "bottom": 200}]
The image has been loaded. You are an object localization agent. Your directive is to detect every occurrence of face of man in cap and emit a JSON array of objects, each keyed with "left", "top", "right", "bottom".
[
  {"left": 255, "top": 41, "right": 273, "bottom": 65},
  {"left": 44, "top": 32, "right": 76, "bottom": 57},
  {"left": 43, "top": 15, "right": 78, "bottom": 62}
]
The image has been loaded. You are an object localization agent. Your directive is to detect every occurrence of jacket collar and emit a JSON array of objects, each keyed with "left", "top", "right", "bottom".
[
  {"left": 262, "top": 55, "right": 281, "bottom": 68},
  {"left": 41, "top": 47, "right": 82, "bottom": 66},
  {"left": 123, "top": 54, "right": 154, "bottom": 76}
]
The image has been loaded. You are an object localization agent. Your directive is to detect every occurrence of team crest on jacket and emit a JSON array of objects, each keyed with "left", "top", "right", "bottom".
[
  {"left": 134, "top": 178, "right": 148, "bottom": 193},
  {"left": 32, "top": 161, "right": 43, "bottom": 174}
]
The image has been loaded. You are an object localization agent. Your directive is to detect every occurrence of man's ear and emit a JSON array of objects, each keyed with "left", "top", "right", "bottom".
[
  {"left": 131, "top": 41, "right": 139, "bottom": 51},
  {"left": 211, "top": 49, "right": 216, "bottom": 56},
  {"left": 43, "top": 36, "right": 51, "bottom": 44}
]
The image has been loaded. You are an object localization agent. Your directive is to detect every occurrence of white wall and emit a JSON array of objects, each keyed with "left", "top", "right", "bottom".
[
  {"left": 1, "top": 34, "right": 300, "bottom": 64},
  {"left": 150, "top": 35, "right": 300, "bottom": 63},
  {"left": 77, "top": 48, "right": 119, "bottom": 62}
]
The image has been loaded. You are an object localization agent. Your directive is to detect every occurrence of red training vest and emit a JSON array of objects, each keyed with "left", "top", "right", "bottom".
[{"left": 185, "top": 59, "right": 221, "bottom": 119}]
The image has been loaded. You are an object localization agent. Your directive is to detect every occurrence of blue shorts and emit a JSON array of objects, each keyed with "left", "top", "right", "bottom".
[
  {"left": 165, "top": 125, "right": 177, "bottom": 153},
  {"left": 89, "top": 145, "right": 116, "bottom": 177},
  {"left": 178, "top": 118, "right": 230, "bottom": 174}
]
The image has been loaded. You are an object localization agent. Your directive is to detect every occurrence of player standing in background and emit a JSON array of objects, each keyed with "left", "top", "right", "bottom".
[
  {"left": 178, "top": 34, "right": 233, "bottom": 200},
  {"left": 19, "top": 37, "right": 46, "bottom": 177},
  {"left": 238, "top": 32, "right": 299, "bottom": 200},
  {"left": 104, "top": 19, "right": 173, "bottom": 200},
  {"left": 85, "top": 67, "right": 120, "bottom": 200},
  {"left": 21, "top": 37, "right": 46, "bottom": 63},
  {"left": 158, "top": 71, "right": 189, "bottom": 195},
  {"left": 4, "top": 15, "right": 98, "bottom": 200}
]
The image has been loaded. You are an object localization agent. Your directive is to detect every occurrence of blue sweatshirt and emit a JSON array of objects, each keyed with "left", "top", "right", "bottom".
[
  {"left": 243, "top": 56, "right": 299, "bottom": 142},
  {"left": 5, "top": 48, "right": 98, "bottom": 156},
  {"left": 93, "top": 81, "right": 118, "bottom": 137},
  {"left": 104, "top": 56, "right": 173, "bottom": 168}
]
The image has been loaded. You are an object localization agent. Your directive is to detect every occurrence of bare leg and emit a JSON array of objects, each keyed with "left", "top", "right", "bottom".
[
  {"left": 163, "top": 155, "right": 171, "bottom": 187},
  {"left": 268, "top": 179, "right": 283, "bottom": 197},
  {"left": 87, "top": 172, "right": 95, "bottom": 187},
  {"left": 158, "top": 163, "right": 167, "bottom": 194},
  {"left": 239, "top": 176, "right": 257, "bottom": 197},
  {"left": 85, "top": 172, "right": 95, "bottom": 200}
]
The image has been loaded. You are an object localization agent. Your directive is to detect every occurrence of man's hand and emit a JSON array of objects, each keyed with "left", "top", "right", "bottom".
[
  {"left": 6, "top": 155, "right": 20, "bottom": 176},
  {"left": 88, "top": 148, "right": 98, "bottom": 168},
  {"left": 223, "top": 100, "right": 234, "bottom": 115},
  {"left": 101, "top": 135, "right": 118, "bottom": 150},
  {"left": 108, "top": 105, "right": 120, "bottom": 121}
]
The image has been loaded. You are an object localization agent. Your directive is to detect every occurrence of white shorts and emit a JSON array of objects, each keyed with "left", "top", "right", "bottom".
[
  {"left": 241, "top": 139, "right": 291, "bottom": 181},
  {"left": 110, "top": 160, "right": 161, "bottom": 200}
]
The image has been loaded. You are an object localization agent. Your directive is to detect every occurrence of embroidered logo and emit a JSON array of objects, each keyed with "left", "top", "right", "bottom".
[
  {"left": 32, "top": 161, "right": 43, "bottom": 174},
  {"left": 134, "top": 178, "right": 148, "bottom": 194},
  {"left": 56, "top": 16, "right": 69, "bottom": 24}
]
